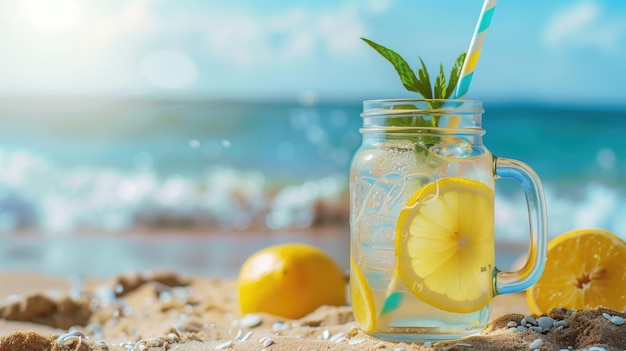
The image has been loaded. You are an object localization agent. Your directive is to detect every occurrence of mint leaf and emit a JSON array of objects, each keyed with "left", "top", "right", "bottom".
[
  {"left": 361, "top": 37, "right": 466, "bottom": 135},
  {"left": 362, "top": 38, "right": 465, "bottom": 102},
  {"left": 361, "top": 38, "right": 420, "bottom": 94},
  {"left": 445, "top": 52, "right": 466, "bottom": 99},
  {"left": 415, "top": 57, "right": 433, "bottom": 99},
  {"left": 434, "top": 63, "right": 446, "bottom": 99}
]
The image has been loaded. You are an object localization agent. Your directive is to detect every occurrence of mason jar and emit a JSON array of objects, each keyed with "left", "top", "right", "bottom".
[{"left": 349, "top": 99, "right": 548, "bottom": 342}]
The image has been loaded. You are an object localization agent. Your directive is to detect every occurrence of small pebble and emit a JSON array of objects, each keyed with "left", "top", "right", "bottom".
[
  {"left": 507, "top": 321, "right": 518, "bottom": 327},
  {"left": 271, "top": 322, "right": 288, "bottom": 332},
  {"left": 524, "top": 315, "right": 537, "bottom": 326},
  {"left": 393, "top": 348, "right": 405, "bottom": 351},
  {"left": 328, "top": 332, "right": 345, "bottom": 342},
  {"left": 602, "top": 312, "right": 612, "bottom": 321},
  {"left": 553, "top": 320, "right": 569, "bottom": 328},
  {"left": 516, "top": 325, "right": 525, "bottom": 332},
  {"left": 239, "top": 314, "right": 262, "bottom": 328},
  {"left": 538, "top": 316, "right": 554, "bottom": 330},
  {"left": 529, "top": 326, "right": 543, "bottom": 333},
  {"left": 423, "top": 341, "right": 433, "bottom": 348},
  {"left": 610, "top": 316, "right": 625, "bottom": 325},
  {"left": 528, "top": 338, "right": 542, "bottom": 349},
  {"left": 55, "top": 330, "right": 86, "bottom": 345},
  {"left": 240, "top": 331, "right": 253, "bottom": 342},
  {"left": 373, "top": 341, "right": 385, "bottom": 348},
  {"left": 588, "top": 347, "right": 607, "bottom": 351},
  {"left": 214, "top": 341, "right": 232, "bottom": 350},
  {"left": 61, "top": 330, "right": 86, "bottom": 338},
  {"left": 321, "top": 329, "right": 331, "bottom": 340},
  {"left": 262, "top": 337, "right": 274, "bottom": 347},
  {"left": 349, "top": 339, "right": 365, "bottom": 345}
]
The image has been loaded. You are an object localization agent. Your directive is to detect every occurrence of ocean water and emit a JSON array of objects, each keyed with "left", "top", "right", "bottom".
[{"left": 0, "top": 97, "right": 625, "bottom": 244}]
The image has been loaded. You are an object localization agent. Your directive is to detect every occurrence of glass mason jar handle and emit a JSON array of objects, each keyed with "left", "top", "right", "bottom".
[{"left": 493, "top": 156, "right": 548, "bottom": 295}]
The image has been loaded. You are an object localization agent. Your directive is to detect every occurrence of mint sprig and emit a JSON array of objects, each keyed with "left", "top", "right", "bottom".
[{"left": 361, "top": 37, "right": 466, "bottom": 108}]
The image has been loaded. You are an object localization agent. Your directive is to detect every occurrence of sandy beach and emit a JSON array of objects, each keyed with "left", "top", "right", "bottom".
[
  {"left": 1, "top": 231, "right": 625, "bottom": 351},
  {"left": 0, "top": 269, "right": 625, "bottom": 351}
]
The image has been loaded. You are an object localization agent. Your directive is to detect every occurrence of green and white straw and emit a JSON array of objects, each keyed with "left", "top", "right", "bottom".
[{"left": 454, "top": 0, "right": 498, "bottom": 99}]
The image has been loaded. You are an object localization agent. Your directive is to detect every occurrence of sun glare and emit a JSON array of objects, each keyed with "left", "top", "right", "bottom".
[{"left": 22, "top": 0, "right": 83, "bottom": 31}]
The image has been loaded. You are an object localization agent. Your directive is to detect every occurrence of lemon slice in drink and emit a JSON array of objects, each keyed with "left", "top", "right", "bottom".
[
  {"left": 395, "top": 177, "right": 495, "bottom": 313},
  {"left": 350, "top": 257, "right": 376, "bottom": 332}
]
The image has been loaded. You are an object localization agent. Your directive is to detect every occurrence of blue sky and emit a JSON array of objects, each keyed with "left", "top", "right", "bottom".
[{"left": 0, "top": 0, "right": 625, "bottom": 105}]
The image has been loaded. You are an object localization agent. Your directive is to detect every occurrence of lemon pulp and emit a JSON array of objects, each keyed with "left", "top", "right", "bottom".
[
  {"left": 526, "top": 228, "right": 626, "bottom": 314},
  {"left": 395, "top": 177, "right": 495, "bottom": 313}
]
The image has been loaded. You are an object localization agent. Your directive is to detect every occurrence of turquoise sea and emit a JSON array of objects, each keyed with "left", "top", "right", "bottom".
[{"left": 0, "top": 98, "right": 625, "bottom": 276}]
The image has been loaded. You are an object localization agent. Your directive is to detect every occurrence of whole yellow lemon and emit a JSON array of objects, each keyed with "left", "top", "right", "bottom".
[{"left": 237, "top": 243, "right": 346, "bottom": 319}]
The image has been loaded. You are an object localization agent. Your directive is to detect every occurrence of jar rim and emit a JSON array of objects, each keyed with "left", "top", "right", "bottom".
[
  {"left": 364, "top": 98, "right": 481, "bottom": 104},
  {"left": 360, "top": 99, "right": 484, "bottom": 134},
  {"left": 362, "top": 99, "right": 483, "bottom": 116}
]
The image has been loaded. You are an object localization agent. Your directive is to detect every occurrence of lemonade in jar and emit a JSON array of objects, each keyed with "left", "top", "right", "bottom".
[{"left": 349, "top": 98, "right": 548, "bottom": 341}]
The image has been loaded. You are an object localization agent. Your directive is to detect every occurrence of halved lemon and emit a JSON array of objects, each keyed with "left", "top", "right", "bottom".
[
  {"left": 350, "top": 257, "right": 376, "bottom": 332},
  {"left": 526, "top": 228, "right": 626, "bottom": 314},
  {"left": 395, "top": 177, "right": 495, "bottom": 313}
]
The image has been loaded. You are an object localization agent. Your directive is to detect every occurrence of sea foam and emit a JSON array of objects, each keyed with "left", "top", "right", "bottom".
[{"left": 0, "top": 145, "right": 624, "bottom": 245}]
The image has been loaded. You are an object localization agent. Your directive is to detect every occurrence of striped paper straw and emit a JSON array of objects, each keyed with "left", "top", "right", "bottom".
[{"left": 454, "top": 0, "right": 498, "bottom": 99}]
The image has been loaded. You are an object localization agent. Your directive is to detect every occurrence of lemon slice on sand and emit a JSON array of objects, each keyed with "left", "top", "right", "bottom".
[
  {"left": 395, "top": 177, "right": 495, "bottom": 313},
  {"left": 350, "top": 258, "right": 376, "bottom": 332},
  {"left": 526, "top": 228, "right": 626, "bottom": 314}
]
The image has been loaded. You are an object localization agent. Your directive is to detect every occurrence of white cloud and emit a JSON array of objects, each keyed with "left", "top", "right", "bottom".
[
  {"left": 140, "top": 49, "right": 199, "bottom": 90},
  {"left": 199, "top": 8, "right": 316, "bottom": 66},
  {"left": 195, "top": 3, "right": 368, "bottom": 67},
  {"left": 318, "top": 4, "right": 364, "bottom": 56},
  {"left": 363, "top": 0, "right": 395, "bottom": 14},
  {"left": 542, "top": 0, "right": 625, "bottom": 52}
]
